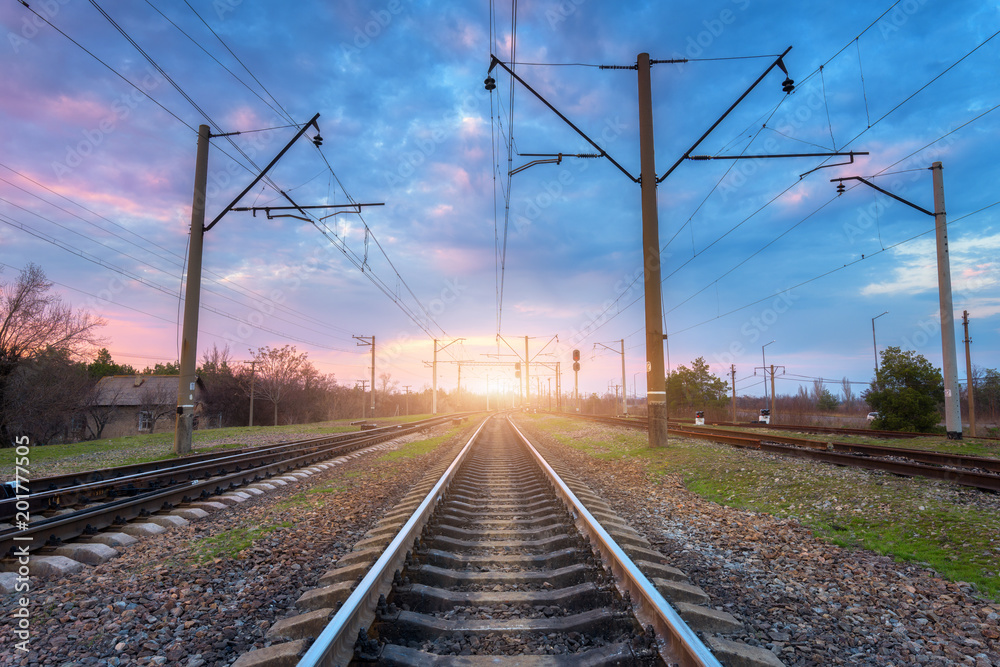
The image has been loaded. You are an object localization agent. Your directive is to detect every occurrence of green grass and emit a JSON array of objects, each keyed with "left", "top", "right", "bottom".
[
  {"left": 378, "top": 424, "right": 462, "bottom": 461},
  {"left": 0, "top": 414, "right": 441, "bottom": 475},
  {"left": 189, "top": 521, "right": 292, "bottom": 562},
  {"left": 527, "top": 414, "right": 1000, "bottom": 601}
]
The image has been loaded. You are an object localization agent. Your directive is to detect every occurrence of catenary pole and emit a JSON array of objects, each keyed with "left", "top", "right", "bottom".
[
  {"left": 637, "top": 53, "right": 668, "bottom": 446},
  {"left": 174, "top": 124, "right": 210, "bottom": 456},
  {"left": 933, "top": 163, "right": 962, "bottom": 439},
  {"left": 963, "top": 311, "right": 976, "bottom": 437}
]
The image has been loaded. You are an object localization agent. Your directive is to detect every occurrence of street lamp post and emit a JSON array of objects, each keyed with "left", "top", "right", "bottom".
[{"left": 872, "top": 311, "right": 889, "bottom": 374}]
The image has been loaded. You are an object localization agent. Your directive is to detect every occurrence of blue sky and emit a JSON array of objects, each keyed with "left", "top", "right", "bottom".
[{"left": 1, "top": 0, "right": 997, "bottom": 404}]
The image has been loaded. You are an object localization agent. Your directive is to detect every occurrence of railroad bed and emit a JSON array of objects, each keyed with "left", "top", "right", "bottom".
[
  {"left": 256, "top": 415, "right": 776, "bottom": 667},
  {"left": 360, "top": 417, "right": 659, "bottom": 664}
]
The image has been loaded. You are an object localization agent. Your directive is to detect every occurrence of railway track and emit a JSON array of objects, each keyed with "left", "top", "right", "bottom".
[
  {"left": 0, "top": 415, "right": 466, "bottom": 560},
  {"left": 569, "top": 414, "right": 1000, "bottom": 492},
  {"left": 252, "top": 415, "right": 780, "bottom": 667}
]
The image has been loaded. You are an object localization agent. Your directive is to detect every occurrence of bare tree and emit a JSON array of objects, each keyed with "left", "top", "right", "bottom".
[
  {"left": 0, "top": 264, "right": 105, "bottom": 365},
  {"left": 841, "top": 376, "right": 855, "bottom": 411},
  {"left": 1, "top": 264, "right": 104, "bottom": 445},
  {"left": 83, "top": 379, "right": 126, "bottom": 440},
  {"left": 253, "top": 345, "right": 308, "bottom": 425},
  {"left": 137, "top": 379, "right": 177, "bottom": 433}
]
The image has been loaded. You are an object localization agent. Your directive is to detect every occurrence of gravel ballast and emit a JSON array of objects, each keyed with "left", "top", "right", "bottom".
[{"left": 513, "top": 415, "right": 1000, "bottom": 667}]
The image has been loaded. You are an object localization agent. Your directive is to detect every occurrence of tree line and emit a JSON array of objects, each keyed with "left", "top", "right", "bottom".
[{"left": 0, "top": 264, "right": 450, "bottom": 447}]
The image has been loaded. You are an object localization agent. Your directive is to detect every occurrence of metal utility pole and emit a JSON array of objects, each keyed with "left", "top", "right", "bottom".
[
  {"left": 174, "top": 124, "right": 210, "bottom": 456},
  {"left": 595, "top": 340, "right": 628, "bottom": 416},
  {"left": 172, "top": 113, "right": 370, "bottom": 455},
  {"left": 524, "top": 336, "right": 531, "bottom": 411},
  {"left": 402, "top": 385, "right": 411, "bottom": 416},
  {"left": 356, "top": 380, "right": 369, "bottom": 418},
  {"left": 761, "top": 340, "right": 774, "bottom": 407},
  {"left": 963, "top": 311, "right": 976, "bottom": 437},
  {"left": 432, "top": 338, "right": 464, "bottom": 414},
  {"left": 872, "top": 311, "right": 889, "bottom": 374},
  {"left": 241, "top": 359, "right": 258, "bottom": 427},
  {"left": 833, "top": 162, "right": 961, "bottom": 439},
  {"left": 770, "top": 364, "right": 777, "bottom": 420},
  {"left": 637, "top": 53, "right": 669, "bottom": 446},
  {"left": 354, "top": 336, "right": 375, "bottom": 417},
  {"left": 730, "top": 364, "right": 737, "bottom": 423}
]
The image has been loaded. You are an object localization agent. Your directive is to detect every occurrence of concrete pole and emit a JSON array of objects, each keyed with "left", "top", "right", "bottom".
[
  {"left": 963, "top": 311, "right": 976, "bottom": 437},
  {"left": 574, "top": 366, "right": 579, "bottom": 413},
  {"left": 524, "top": 336, "right": 530, "bottom": 411},
  {"left": 174, "top": 124, "right": 210, "bottom": 456},
  {"left": 457, "top": 362, "right": 462, "bottom": 411},
  {"left": 637, "top": 52, "right": 668, "bottom": 446},
  {"left": 619, "top": 339, "right": 628, "bottom": 415},
  {"left": 370, "top": 336, "right": 375, "bottom": 417},
  {"left": 432, "top": 339, "right": 438, "bottom": 415},
  {"left": 932, "top": 162, "right": 962, "bottom": 439}
]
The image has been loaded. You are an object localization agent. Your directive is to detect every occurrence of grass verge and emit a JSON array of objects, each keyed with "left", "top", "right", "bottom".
[{"left": 527, "top": 414, "right": 1000, "bottom": 601}]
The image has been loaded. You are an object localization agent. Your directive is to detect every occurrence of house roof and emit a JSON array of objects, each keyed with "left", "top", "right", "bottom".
[{"left": 93, "top": 375, "right": 204, "bottom": 407}]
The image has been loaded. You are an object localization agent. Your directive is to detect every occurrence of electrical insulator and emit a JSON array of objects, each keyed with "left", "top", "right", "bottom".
[
  {"left": 782, "top": 77, "right": 795, "bottom": 94},
  {"left": 573, "top": 362, "right": 580, "bottom": 372},
  {"left": 484, "top": 75, "right": 496, "bottom": 91},
  {"left": 836, "top": 182, "right": 846, "bottom": 195},
  {"left": 572, "top": 349, "right": 580, "bottom": 362},
  {"left": 312, "top": 134, "right": 323, "bottom": 147}
]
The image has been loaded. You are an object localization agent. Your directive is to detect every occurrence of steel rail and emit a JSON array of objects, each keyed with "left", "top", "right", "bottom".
[
  {"left": 1, "top": 416, "right": 462, "bottom": 520},
  {"left": 566, "top": 414, "right": 1000, "bottom": 492},
  {"left": 506, "top": 416, "right": 721, "bottom": 667},
  {"left": 0, "top": 417, "right": 460, "bottom": 557},
  {"left": 296, "top": 415, "right": 490, "bottom": 667}
]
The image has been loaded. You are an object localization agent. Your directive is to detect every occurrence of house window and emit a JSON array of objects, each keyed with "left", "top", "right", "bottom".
[{"left": 138, "top": 411, "right": 153, "bottom": 432}]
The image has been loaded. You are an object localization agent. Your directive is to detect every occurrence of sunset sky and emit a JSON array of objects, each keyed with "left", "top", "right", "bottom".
[{"left": 1, "top": 0, "right": 997, "bottom": 405}]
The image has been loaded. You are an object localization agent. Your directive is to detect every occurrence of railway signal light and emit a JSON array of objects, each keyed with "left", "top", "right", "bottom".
[
  {"left": 572, "top": 349, "right": 580, "bottom": 362},
  {"left": 573, "top": 362, "right": 580, "bottom": 372},
  {"left": 514, "top": 361, "right": 520, "bottom": 378}
]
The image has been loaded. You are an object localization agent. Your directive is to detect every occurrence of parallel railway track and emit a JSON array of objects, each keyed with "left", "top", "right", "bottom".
[
  {"left": 570, "top": 414, "right": 1000, "bottom": 493},
  {"left": 288, "top": 415, "right": 742, "bottom": 666},
  {"left": 0, "top": 415, "right": 466, "bottom": 559}
]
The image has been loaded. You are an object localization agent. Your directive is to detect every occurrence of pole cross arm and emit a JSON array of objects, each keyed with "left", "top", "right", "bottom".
[
  {"left": 487, "top": 55, "right": 638, "bottom": 183},
  {"left": 205, "top": 113, "right": 321, "bottom": 232},
  {"left": 831, "top": 175, "right": 934, "bottom": 216},
  {"left": 657, "top": 46, "right": 793, "bottom": 184}
]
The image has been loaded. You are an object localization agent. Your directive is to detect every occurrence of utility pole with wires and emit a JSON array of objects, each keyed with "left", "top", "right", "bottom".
[
  {"left": 355, "top": 380, "right": 369, "bottom": 419},
  {"left": 730, "top": 364, "right": 737, "bottom": 423},
  {"left": 431, "top": 338, "right": 464, "bottom": 414},
  {"left": 173, "top": 114, "right": 383, "bottom": 456},
  {"left": 354, "top": 335, "right": 375, "bottom": 417},
  {"left": 832, "top": 163, "right": 961, "bottom": 439},
  {"left": 241, "top": 359, "right": 258, "bottom": 427},
  {"left": 963, "top": 311, "right": 976, "bottom": 437},
  {"left": 484, "top": 47, "right": 854, "bottom": 446},
  {"left": 594, "top": 340, "right": 628, "bottom": 415},
  {"left": 402, "top": 385, "right": 411, "bottom": 416}
]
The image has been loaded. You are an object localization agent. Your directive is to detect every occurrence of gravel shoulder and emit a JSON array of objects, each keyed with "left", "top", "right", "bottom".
[
  {"left": 514, "top": 414, "right": 1000, "bottom": 667},
  {"left": 0, "top": 421, "right": 473, "bottom": 666}
]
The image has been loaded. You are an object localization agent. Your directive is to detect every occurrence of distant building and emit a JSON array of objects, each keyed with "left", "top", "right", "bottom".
[{"left": 88, "top": 375, "right": 205, "bottom": 437}]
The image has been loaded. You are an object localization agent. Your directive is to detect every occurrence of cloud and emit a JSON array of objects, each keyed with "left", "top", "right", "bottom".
[{"left": 860, "top": 232, "right": 1000, "bottom": 297}]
